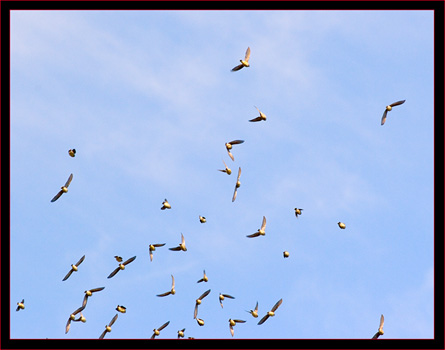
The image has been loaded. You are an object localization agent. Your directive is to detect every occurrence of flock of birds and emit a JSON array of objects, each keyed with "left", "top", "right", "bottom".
[{"left": 15, "top": 46, "right": 405, "bottom": 339}]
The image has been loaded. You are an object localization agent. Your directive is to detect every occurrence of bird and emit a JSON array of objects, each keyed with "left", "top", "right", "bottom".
[
  {"left": 246, "top": 301, "right": 259, "bottom": 318},
  {"left": 177, "top": 328, "right": 186, "bottom": 339},
  {"left": 114, "top": 256, "right": 123, "bottom": 262},
  {"left": 381, "top": 100, "right": 406, "bottom": 125},
  {"left": 151, "top": 321, "right": 170, "bottom": 339},
  {"left": 258, "top": 298, "right": 283, "bottom": 325},
  {"left": 157, "top": 275, "right": 176, "bottom": 297},
  {"left": 247, "top": 216, "right": 267, "bottom": 238},
  {"left": 161, "top": 199, "right": 171, "bottom": 210},
  {"left": 107, "top": 256, "right": 136, "bottom": 279},
  {"left": 68, "top": 149, "right": 76, "bottom": 157},
  {"left": 283, "top": 251, "right": 290, "bottom": 258},
  {"left": 219, "top": 293, "right": 235, "bottom": 308},
  {"left": 229, "top": 318, "right": 246, "bottom": 337},
  {"left": 218, "top": 159, "right": 232, "bottom": 175},
  {"left": 73, "top": 313, "right": 86, "bottom": 323},
  {"left": 82, "top": 287, "right": 105, "bottom": 308},
  {"left": 196, "top": 318, "right": 205, "bottom": 326},
  {"left": 231, "top": 47, "right": 251, "bottom": 71},
  {"left": 249, "top": 106, "right": 267, "bottom": 122},
  {"left": 65, "top": 305, "right": 85, "bottom": 334},
  {"left": 225, "top": 140, "right": 245, "bottom": 161},
  {"left": 197, "top": 270, "right": 208, "bottom": 283},
  {"left": 338, "top": 222, "right": 346, "bottom": 229},
  {"left": 169, "top": 233, "right": 187, "bottom": 251},
  {"left": 16, "top": 299, "right": 25, "bottom": 312},
  {"left": 194, "top": 289, "right": 211, "bottom": 319},
  {"left": 62, "top": 255, "right": 85, "bottom": 281},
  {"left": 232, "top": 167, "right": 242, "bottom": 202},
  {"left": 116, "top": 305, "right": 126, "bottom": 313},
  {"left": 50, "top": 173, "right": 73, "bottom": 202},
  {"left": 372, "top": 314, "right": 385, "bottom": 339},
  {"left": 149, "top": 243, "right": 166, "bottom": 262},
  {"left": 294, "top": 208, "right": 303, "bottom": 218},
  {"left": 99, "top": 314, "right": 118, "bottom": 339},
  {"left": 199, "top": 216, "right": 206, "bottom": 223}
]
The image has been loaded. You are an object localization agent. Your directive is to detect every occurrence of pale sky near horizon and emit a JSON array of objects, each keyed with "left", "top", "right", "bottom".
[{"left": 10, "top": 9, "right": 434, "bottom": 339}]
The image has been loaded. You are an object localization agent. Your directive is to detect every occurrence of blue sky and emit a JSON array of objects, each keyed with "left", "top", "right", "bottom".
[{"left": 10, "top": 10, "right": 434, "bottom": 339}]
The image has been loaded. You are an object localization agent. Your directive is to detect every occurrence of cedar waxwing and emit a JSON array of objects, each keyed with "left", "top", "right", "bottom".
[
  {"left": 157, "top": 275, "right": 176, "bottom": 297},
  {"left": 225, "top": 140, "right": 245, "bottom": 161},
  {"left": 116, "top": 305, "right": 126, "bottom": 313},
  {"left": 65, "top": 305, "right": 85, "bottom": 334},
  {"left": 107, "top": 256, "right": 136, "bottom": 279},
  {"left": 197, "top": 270, "right": 208, "bottom": 283},
  {"left": 149, "top": 243, "right": 166, "bottom": 262},
  {"left": 247, "top": 216, "right": 267, "bottom": 238},
  {"left": 51, "top": 173, "right": 73, "bottom": 202},
  {"left": 114, "top": 256, "right": 123, "bottom": 262},
  {"left": 62, "top": 255, "right": 85, "bottom": 281},
  {"left": 372, "top": 314, "right": 385, "bottom": 339},
  {"left": 258, "top": 298, "right": 283, "bottom": 325},
  {"left": 199, "top": 216, "right": 206, "bottom": 223},
  {"left": 338, "top": 222, "right": 346, "bottom": 229},
  {"left": 294, "top": 208, "right": 303, "bottom": 218},
  {"left": 99, "top": 314, "right": 118, "bottom": 339},
  {"left": 283, "top": 251, "right": 290, "bottom": 258},
  {"left": 246, "top": 301, "right": 259, "bottom": 318},
  {"left": 196, "top": 318, "right": 205, "bottom": 326},
  {"left": 231, "top": 47, "right": 251, "bottom": 71},
  {"left": 161, "top": 199, "right": 171, "bottom": 210},
  {"left": 16, "top": 299, "right": 25, "bottom": 312},
  {"left": 249, "top": 106, "right": 267, "bottom": 122},
  {"left": 68, "top": 149, "right": 76, "bottom": 157},
  {"left": 194, "top": 289, "right": 211, "bottom": 319},
  {"left": 218, "top": 159, "right": 232, "bottom": 175},
  {"left": 73, "top": 313, "right": 86, "bottom": 323},
  {"left": 169, "top": 233, "right": 187, "bottom": 251},
  {"left": 83, "top": 287, "right": 105, "bottom": 308},
  {"left": 229, "top": 318, "right": 246, "bottom": 337},
  {"left": 177, "top": 328, "right": 186, "bottom": 339},
  {"left": 219, "top": 293, "right": 235, "bottom": 308},
  {"left": 151, "top": 321, "right": 170, "bottom": 339},
  {"left": 381, "top": 100, "right": 406, "bottom": 125},
  {"left": 232, "top": 167, "right": 242, "bottom": 202}
]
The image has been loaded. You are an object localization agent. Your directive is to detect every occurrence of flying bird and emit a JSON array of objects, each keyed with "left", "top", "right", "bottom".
[
  {"left": 338, "top": 222, "right": 346, "bottom": 229},
  {"left": 116, "top": 305, "right": 126, "bottom": 313},
  {"left": 68, "top": 149, "right": 76, "bottom": 157},
  {"left": 16, "top": 299, "right": 25, "bottom": 312},
  {"left": 62, "top": 255, "right": 85, "bottom": 281},
  {"left": 372, "top": 314, "right": 385, "bottom": 339},
  {"left": 218, "top": 159, "right": 232, "bottom": 175},
  {"left": 73, "top": 313, "right": 86, "bottom": 323},
  {"left": 232, "top": 167, "right": 242, "bottom": 202},
  {"left": 161, "top": 199, "right": 171, "bottom": 210},
  {"left": 247, "top": 216, "right": 267, "bottom": 238},
  {"left": 219, "top": 293, "right": 235, "bottom": 308},
  {"left": 294, "top": 208, "right": 303, "bottom": 218},
  {"left": 50, "top": 173, "right": 73, "bottom": 202},
  {"left": 258, "top": 298, "right": 283, "bottom": 325},
  {"left": 246, "top": 301, "right": 259, "bottom": 318},
  {"left": 169, "top": 233, "right": 187, "bottom": 251},
  {"left": 149, "top": 243, "right": 166, "bottom": 262},
  {"left": 249, "top": 106, "right": 267, "bottom": 122},
  {"left": 381, "top": 100, "right": 406, "bottom": 125},
  {"left": 65, "top": 305, "right": 85, "bottom": 334},
  {"left": 225, "top": 140, "right": 245, "bottom": 162},
  {"left": 177, "top": 328, "right": 186, "bottom": 339},
  {"left": 114, "top": 256, "right": 123, "bottom": 262},
  {"left": 197, "top": 270, "right": 208, "bottom": 283},
  {"left": 283, "top": 251, "right": 290, "bottom": 258},
  {"left": 199, "top": 216, "right": 206, "bottom": 223},
  {"left": 231, "top": 47, "right": 251, "bottom": 71},
  {"left": 196, "top": 318, "right": 205, "bottom": 326},
  {"left": 99, "top": 314, "right": 118, "bottom": 339},
  {"left": 157, "top": 275, "right": 176, "bottom": 297},
  {"left": 229, "top": 318, "right": 246, "bottom": 337},
  {"left": 194, "top": 289, "right": 211, "bottom": 319},
  {"left": 151, "top": 321, "right": 170, "bottom": 339},
  {"left": 83, "top": 287, "right": 105, "bottom": 308},
  {"left": 107, "top": 256, "right": 136, "bottom": 279}
]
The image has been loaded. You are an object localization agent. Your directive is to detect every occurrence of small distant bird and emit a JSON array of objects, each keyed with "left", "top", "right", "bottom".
[
  {"left": 157, "top": 275, "right": 176, "bottom": 297},
  {"left": 219, "top": 293, "right": 235, "bottom": 308},
  {"left": 225, "top": 140, "right": 245, "bottom": 161},
  {"left": 232, "top": 167, "right": 242, "bottom": 202},
  {"left": 247, "top": 216, "right": 267, "bottom": 238},
  {"left": 258, "top": 298, "right": 283, "bottom": 325},
  {"left": 114, "top": 256, "right": 123, "bottom": 262},
  {"left": 65, "top": 305, "right": 85, "bottom": 334},
  {"left": 50, "top": 173, "right": 73, "bottom": 202},
  {"left": 249, "top": 106, "right": 267, "bottom": 122},
  {"left": 381, "top": 100, "right": 406, "bottom": 125},
  {"left": 99, "top": 314, "right": 118, "bottom": 339},
  {"left": 372, "top": 314, "right": 385, "bottom": 339},
  {"left": 161, "top": 199, "right": 171, "bottom": 210},
  {"left": 218, "top": 159, "right": 232, "bottom": 175},
  {"left": 246, "top": 301, "right": 259, "bottom": 318},
  {"left": 62, "top": 255, "right": 85, "bottom": 281},
  {"left": 83, "top": 287, "right": 105, "bottom": 308},
  {"left": 116, "top": 305, "right": 126, "bottom": 313},
  {"left": 73, "top": 313, "right": 86, "bottom": 323},
  {"left": 199, "top": 216, "right": 206, "bottom": 223},
  {"left": 196, "top": 318, "right": 205, "bottom": 326},
  {"left": 283, "top": 251, "right": 290, "bottom": 258},
  {"left": 151, "top": 321, "right": 170, "bottom": 339},
  {"left": 294, "top": 208, "right": 303, "bottom": 218},
  {"left": 229, "top": 318, "right": 246, "bottom": 337},
  {"left": 149, "top": 243, "right": 166, "bottom": 262},
  {"left": 338, "top": 222, "right": 346, "bottom": 229},
  {"left": 194, "top": 289, "right": 211, "bottom": 319},
  {"left": 231, "top": 47, "right": 251, "bottom": 72},
  {"left": 197, "top": 270, "right": 208, "bottom": 283},
  {"left": 169, "top": 233, "right": 187, "bottom": 252},
  {"left": 107, "top": 256, "right": 136, "bottom": 279},
  {"left": 16, "top": 299, "right": 25, "bottom": 312},
  {"left": 177, "top": 328, "right": 186, "bottom": 339},
  {"left": 68, "top": 149, "right": 76, "bottom": 157}
]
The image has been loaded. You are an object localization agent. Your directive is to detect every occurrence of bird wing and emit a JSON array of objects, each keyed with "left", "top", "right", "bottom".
[
  {"left": 249, "top": 116, "right": 263, "bottom": 122},
  {"left": 254, "top": 301, "right": 259, "bottom": 312},
  {"left": 194, "top": 304, "right": 199, "bottom": 319},
  {"left": 381, "top": 110, "right": 388, "bottom": 125},
  {"left": 82, "top": 294, "right": 89, "bottom": 308},
  {"left": 236, "top": 167, "right": 242, "bottom": 180},
  {"left": 65, "top": 319, "right": 72, "bottom": 334},
  {"left": 271, "top": 298, "right": 283, "bottom": 312},
  {"left": 51, "top": 190, "right": 63, "bottom": 202},
  {"left": 154, "top": 243, "right": 166, "bottom": 247},
  {"left": 75, "top": 255, "right": 86, "bottom": 266},
  {"left": 390, "top": 100, "right": 406, "bottom": 107},
  {"left": 90, "top": 287, "right": 105, "bottom": 293},
  {"left": 72, "top": 305, "right": 86, "bottom": 316},
  {"left": 158, "top": 321, "right": 170, "bottom": 331},
  {"left": 171, "top": 275, "right": 175, "bottom": 289},
  {"left": 230, "top": 324, "right": 234, "bottom": 337},
  {"left": 232, "top": 187, "right": 238, "bottom": 202},
  {"left": 149, "top": 251, "right": 153, "bottom": 261},
  {"left": 234, "top": 319, "right": 246, "bottom": 323},
  {"left": 261, "top": 216, "right": 267, "bottom": 231},
  {"left": 379, "top": 314, "right": 384, "bottom": 329},
  {"left": 245, "top": 47, "right": 251, "bottom": 61},
  {"left": 99, "top": 330, "right": 107, "bottom": 339},
  {"left": 123, "top": 256, "right": 136, "bottom": 266},
  {"left": 246, "top": 232, "right": 260, "bottom": 238},
  {"left": 157, "top": 291, "right": 172, "bottom": 297},
  {"left": 109, "top": 314, "right": 118, "bottom": 327},
  {"left": 227, "top": 151, "right": 235, "bottom": 162},
  {"left": 372, "top": 332, "right": 380, "bottom": 339},
  {"left": 107, "top": 267, "right": 120, "bottom": 279},
  {"left": 65, "top": 173, "right": 74, "bottom": 188},
  {"left": 62, "top": 269, "right": 74, "bottom": 281},
  {"left": 223, "top": 294, "right": 235, "bottom": 299},
  {"left": 229, "top": 140, "right": 245, "bottom": 145},
  {"left": 199, "top": 289, "right": 211, "bottom": 300},
  {"left": 258, "top": 314, "right": 269, "bottom": 325},
  {"left": 169, "top": 246, "right": 181, "bottom": 251},
  {"left": 231, "top": 64, "right": 244, "bottom": 72},
  {"left": 150, "top": 333, "right": 156, "bottom": 339}
]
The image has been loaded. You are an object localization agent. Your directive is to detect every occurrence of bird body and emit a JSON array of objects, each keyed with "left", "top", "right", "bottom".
[
  {"left": 68, "top": 149, "right": 76, "bottom": 157},
  {"left": 177, "top": 328, "right": 186, "bottom": 338},
  {"left": 161, "top": 199, "right": 171, "bottom": 210},
  {"left": 283, "top": 251, "right": 290, "bottom": 258},
  {"left": 338, "top": 222, "right": 346, "bottom": 229},
  {"left": 294, "top": 208, "right": 303, "bottom": 218},
  {"left": 16, "top": 299, "right": 25, "bottom": 311},
  {"left": 199, "top": 216, "right": 206, "bottom": 223},
  {"left": 116, "top": 305, "right": 126, "bottom": 313}
]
